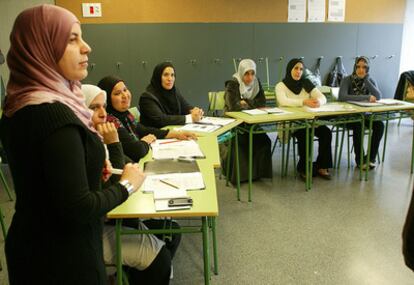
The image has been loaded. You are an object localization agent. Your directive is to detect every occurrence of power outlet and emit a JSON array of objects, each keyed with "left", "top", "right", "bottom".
[{"left": 82, "top": 3, "right": 102, "bottom": 18}]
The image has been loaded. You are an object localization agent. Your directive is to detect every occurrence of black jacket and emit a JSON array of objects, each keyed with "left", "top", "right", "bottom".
[
  {"left": 0, "top": 102, "right": 128, "bottom": 284},
  {"left": 139, "top": 90, "right": 193, "bottom": 128},
  {"left": 394, "top": 71, "right": 414, "bottom": 100},
  {"left": 224, "top": 78, "right": 266, "bottom": 112}
]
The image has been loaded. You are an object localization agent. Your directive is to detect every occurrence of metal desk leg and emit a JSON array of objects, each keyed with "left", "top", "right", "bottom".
[
  {"left": 202, "top": 217, "right": 211, "bottom": 285},
  {"left": 248, "top": 126, "right": 254, "bottom": 202},
  {"left": 235, "top": 130, "right": 241, "bottom": 201},
  {"left": 359, "top": 115, "right": 365, "bottom": 181},
  {"left": 365, "top": 115, "right": 374, "bottom": 181},
  {"left": 211, "top": 217, "right": 218, "bottom": 275},
  {"left": 305, "top": 123, "right": 310, "bottom": 190},
  {"left": 382, "top": 114, "right": 389, "bottom": 163},
  {"left": 116, "top": 219, "right": 123, "bottom": 285},
  {"left": 411, "top": 121, "right": 414, "bottom": 174},
  {"left": 308, "top": 121, "right": 316, "bottom": 190}
]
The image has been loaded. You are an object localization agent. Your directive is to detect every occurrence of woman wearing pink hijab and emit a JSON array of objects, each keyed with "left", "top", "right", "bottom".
[{"left": 0, "top": 5, "right": 145, "bottom": 284}]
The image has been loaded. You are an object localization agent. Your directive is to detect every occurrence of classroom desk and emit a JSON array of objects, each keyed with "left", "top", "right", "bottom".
[
  {"left": 286, "top": 103, "right": 368, "bottom": 186},
  {"left": 226, "top": 109, "right": 314, "bottom": 201},
  {"left": 107, "top": 138, "right": 219, "bottom": 285},
  {"left": 165, "top": 119, "right": 243, "bottom": 138},
  {"left": 164, "top": 121, "right": 241, "bottom": 169},
  {"left": 356, "top": 101, "right": 414, "bottom": 180}
]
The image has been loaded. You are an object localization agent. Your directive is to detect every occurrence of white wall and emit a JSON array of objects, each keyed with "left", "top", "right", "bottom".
[{"left": 400, "top": 0, "right": 414, "bottom": 73}]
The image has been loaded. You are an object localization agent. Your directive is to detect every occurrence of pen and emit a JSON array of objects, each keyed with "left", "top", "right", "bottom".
[
  {"left": 159, "top": 179, "right": 180, "bottom": 189},
  {"left": 159, "top": 140, "right": 180, "bottom": 145},
  {"left": 111, "top": 168, "right": 123, "bottom": 175}
]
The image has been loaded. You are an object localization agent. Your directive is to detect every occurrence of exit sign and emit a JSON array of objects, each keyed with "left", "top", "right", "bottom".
[{"left": 82, "top": 3, "right": 102, "bottom": 17}]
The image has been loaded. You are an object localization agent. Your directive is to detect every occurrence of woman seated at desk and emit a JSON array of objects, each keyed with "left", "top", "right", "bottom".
[
  {"left": 97, "top": 75, "right": 196, "bottom": 162},
  {"left": 224, "top": 58, "right": 273, "bottom": 184},
  {"left": 139, "top": 62, "right": 204, "bottom": 128},
  {"left": 338, "top": 56, "right": 384, "bottom": 169},
  {"left": 82, "top": 84, "right": 180, "bottom": 285},
  {"left": 276, "top": 58, "right": 333, "bottom": 180}
]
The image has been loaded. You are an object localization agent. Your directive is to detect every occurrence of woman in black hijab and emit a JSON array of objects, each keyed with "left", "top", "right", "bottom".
[
  {"left": 98, "top": 75, "right": 196, "bottom": 162},
  {"left": 139, "top": 62, "right": 204, "bottom": 128},
  {"left": 276, "top": 58, "right": 333, "bottom": 180},
  {"left": 338, "top": 56, "right": 384, "bottom": 169}
]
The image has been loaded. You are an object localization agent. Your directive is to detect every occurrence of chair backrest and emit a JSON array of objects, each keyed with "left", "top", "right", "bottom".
[
  {"left": 317, "top": 85, "right": 337, "bottom": 102},
  {"left": 264, "top": 90, "right": 277, "bottom": 107},
  {"left": 403, "top": 80, "right": 414, "bottom": 102},
  {"left": 128, "top": 107, "right": 141, "bottom": 122},
  {"left": 207, "top": 91, "right": 226, "bottom": 116}
]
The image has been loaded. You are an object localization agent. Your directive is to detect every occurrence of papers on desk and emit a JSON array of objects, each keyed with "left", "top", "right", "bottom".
[
  {"left": 143, "top": 172, "right": 205, "bottom": 192},
  {"left": 151, "top": 139, "right": 204, "bottom": 160},
  {"left": 197, "top": 116, "right": 235, "bottom": 126},
  {"left": 153, "top": 188, "right": 192, "bottom": 211},
  {"left": 176, "top": 116, "right": 236, "bottom": 133},
  {"left": 348, "top": 99, "right": 405, "bottom": 107},
  {"left": 177, "top": 124, "right": 221, "bottom": 133},
  {"left": 304, "top": 104, "right": 355, "bottom": 112},
  {"left": 242, "top": 107, "right": 291, "bottom": 115}
]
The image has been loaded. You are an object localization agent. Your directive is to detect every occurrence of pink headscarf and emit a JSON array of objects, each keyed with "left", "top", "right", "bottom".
[{"left": 4, "top": 4, "right": 96, "bottom": 134}]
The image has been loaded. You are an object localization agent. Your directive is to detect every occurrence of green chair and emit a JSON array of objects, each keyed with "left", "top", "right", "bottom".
[
  {"left": 128, "top": 107, "right": 141, "bottom": 122},
  {"left": 207, "top": 91, "right": 226, "bottom": 117},
  {"left": 207, "top": 91, "right": 234, "bottom": 186}
]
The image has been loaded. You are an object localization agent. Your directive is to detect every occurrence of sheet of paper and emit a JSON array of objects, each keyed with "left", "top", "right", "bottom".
[
  {"left": 198, "top": 116, "right": 235, "bottom": 126},
  {"left": 143, "top": 172, "right": 205, "bottom": 192},
  {"left": 288, "top": 0, "right": 306, "bottom": 22},
  {"left": 176, "top": 124, "right": 221, "bottom": 133},
  {"left": 304, "top": 104, "right": 355, "bottom": 112},
  {"left": 261, "top": 107, "right": 290, "bottom": 114},
  {"left": 328, "top": 0, "right": 346, "bottom": 22},
  {"left": 347, "top": 101, "right": 383, "bottom": 107},
  {"left": 242, "top": 109, "right": 268, "bottom": 115},
  {"left": 153, "top": 188, "right": 188, "bottom": 200},
  {"left": 377, "top": 99, "right": 404, "bottom": 106},
  {"left": 151, "top": 139, "right": 204, "bottom": 160},
  {"left": 308, "top": 0, "right": 325, "bottom": 22}
]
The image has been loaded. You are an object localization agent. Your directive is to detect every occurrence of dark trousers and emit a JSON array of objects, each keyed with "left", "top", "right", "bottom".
[
  {"left": 348, "top": 120, "right": 384, "bottom": 164},
  {"left": 293, "top": 125, "right": 333, "bottom": 173}
]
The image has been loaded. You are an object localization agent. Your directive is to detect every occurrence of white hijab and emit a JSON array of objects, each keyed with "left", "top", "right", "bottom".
[
  {"left": 233, "top": 59, "right": 260, "bottom": 100},
  {"left": 81, "top": 84, "right": 107, "bottom": 108}
]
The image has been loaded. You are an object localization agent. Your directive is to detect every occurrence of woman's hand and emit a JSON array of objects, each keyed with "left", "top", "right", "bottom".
[
  {"left": 191, "top": 107, "right": 204, "bottom": 122},
  {"left": 140, "top": 134, "right": 157, "bottom": 144},
  {"left": 120, "top": 163, "right": 146, "bottom": 193},
  {"left": 97, "top": 122, "right": 119, "bottom": 144},
  {"left": 369, "top": 95, "right": 377, "bottom": 102},
  {"left": 166, "top": 130, "right": 197, "bottom": 140},
  {"left": 240, "top": 100, "right": 249, "bottom": 108},
  {"left": 303, "top": 98, "right": 320, "bottom": 108},
  {"left": 102, "top": 159, "right": 113, "bottom": 182}
]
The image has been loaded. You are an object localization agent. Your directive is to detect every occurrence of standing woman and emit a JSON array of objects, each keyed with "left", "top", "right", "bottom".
[
  {"left": 338, "top": 56, "right": 384, "bottom": 169},
  {"left": 98, "top": 75, "right": 196, "bottom": 162},
  {"left": 276, "top": 58, "right": 333, "bottom": 179},
  {"left": 224, "top": 59, "right": 273, "bottom": 184},
  {"left": 139, "top": 62, "right": 204, "bottom": 128},
  {"left": 0, "top": 5, "right": 144, "bottom": 284}
]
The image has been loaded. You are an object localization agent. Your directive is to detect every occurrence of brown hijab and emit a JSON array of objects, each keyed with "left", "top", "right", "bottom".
[{"left": 4, "top": 4, "right": 96, "bottom": 133}]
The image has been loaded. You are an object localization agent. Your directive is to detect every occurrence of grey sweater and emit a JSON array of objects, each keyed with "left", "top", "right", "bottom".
[{"left": 338, "top": 75, "right": 382, "bottom": 101}]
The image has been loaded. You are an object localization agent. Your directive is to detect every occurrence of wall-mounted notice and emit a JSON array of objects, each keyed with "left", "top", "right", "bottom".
[
  {"left": 288, "top": 0, "right": 306, "bottom": 22},
  {"left": 328, "top": 0, "right": 346, "bottom": 22},
  {"left": 308, "top": 0, "right": 325, "bottom": 22}
]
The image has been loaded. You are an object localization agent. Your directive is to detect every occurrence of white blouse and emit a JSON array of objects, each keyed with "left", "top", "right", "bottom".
[{"left": 275, "top": 82, "right": 327, "bottom": 107}]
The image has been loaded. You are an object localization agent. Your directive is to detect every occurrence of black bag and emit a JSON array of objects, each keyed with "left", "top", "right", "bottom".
[
  {"left": 326, "top": 57, "right": 347, "bottom": 87},
  {"left": 304, "top": 57, "right": 322, "bottom": 87}
]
